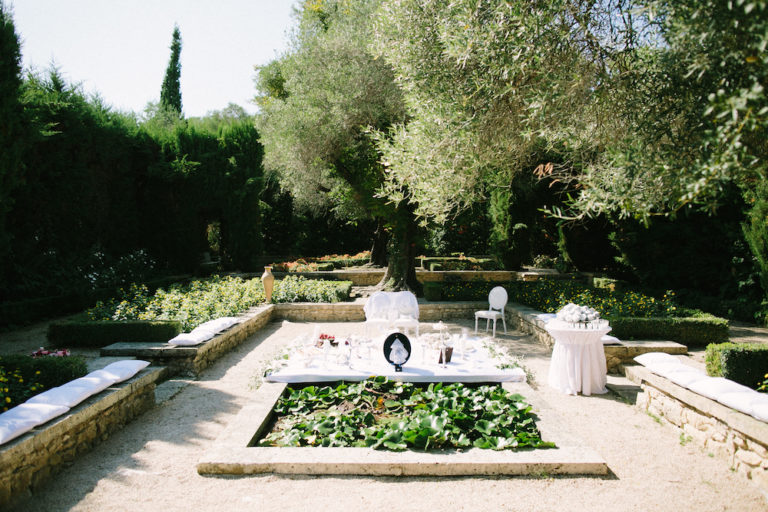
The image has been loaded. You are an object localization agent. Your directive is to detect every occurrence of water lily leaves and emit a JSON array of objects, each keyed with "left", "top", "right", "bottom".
[{"left": 260, "top": 378, "right": 554, "bottom": 452}]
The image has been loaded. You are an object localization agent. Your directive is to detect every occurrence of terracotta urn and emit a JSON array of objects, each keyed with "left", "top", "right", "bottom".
[{"left": 261, "top": 266, "right": 275, "bottom": 303}]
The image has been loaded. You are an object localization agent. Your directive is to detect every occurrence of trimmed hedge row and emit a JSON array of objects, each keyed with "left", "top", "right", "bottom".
[
  {"left": 47, "top": 320, "right": 182, "bottom": 347},
  {"left": 608, "top": 316, "right": 729, "bottom": 346},
  {"left": 705, "top": 343, "right": 768, "bottom": 389},
  {"left": 423, "top": 280, "right": 729, "bottom": 346}
]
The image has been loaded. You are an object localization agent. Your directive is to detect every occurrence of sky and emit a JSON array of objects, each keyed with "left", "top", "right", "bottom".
[{"left": 9, "top": 0, "right": 298, "bottom": 117}]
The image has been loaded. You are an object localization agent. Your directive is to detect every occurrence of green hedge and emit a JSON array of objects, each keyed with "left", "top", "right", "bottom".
[
  {"left": 0, "top": 355, "right": 88, "bottom": 410},
  {"left": 420, "top": 257, "right": 499, "bottom": 271},
  {"left": 423, "top": 281, "right": 495, "bottom": 301},
  {"left": 47, "top": 320, "right": 182, "bottom": 347},
  {"left": 705, "top": 343, "right": 768, "bottom": 388},
  {"left": 608, "top": 315, "right": 729, "bottom": 346},
  {"left": 271, "top": 276, "right": 353, "bottom": 303}
]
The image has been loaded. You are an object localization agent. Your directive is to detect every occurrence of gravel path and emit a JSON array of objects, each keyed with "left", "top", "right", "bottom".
[{"left": 3, "top": 319, "right": 768, "bottom": 512}]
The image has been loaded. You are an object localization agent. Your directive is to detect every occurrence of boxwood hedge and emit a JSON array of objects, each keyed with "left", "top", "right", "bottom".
[{"left": 705, "top": 343, "right": 768, "bottom": 388}]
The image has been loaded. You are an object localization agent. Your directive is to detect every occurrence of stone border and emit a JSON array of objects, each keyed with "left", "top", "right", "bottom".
[
  {"left": 0, "top": 366, "right": 166, "bottom": 507},
  {"left": 507, "top": 304, "right": 687, "bottom": 372},
  {"left": 625, "top": 364, "right": 768, "bottom": 491},
  {"left": 197, "top": 381, "right": 608, "bottom": 476}
]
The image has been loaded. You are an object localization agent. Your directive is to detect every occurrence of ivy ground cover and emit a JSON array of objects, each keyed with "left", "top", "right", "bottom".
[{"left": 259, "top": 377, "right": 554, "bottom": 451}]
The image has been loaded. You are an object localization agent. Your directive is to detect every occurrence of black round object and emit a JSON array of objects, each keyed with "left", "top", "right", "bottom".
[{"left": 383, "top": 332, "right": 411, "bottom": 371}]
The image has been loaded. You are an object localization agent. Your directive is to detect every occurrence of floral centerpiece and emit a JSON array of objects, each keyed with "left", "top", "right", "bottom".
[
  {"left": 556, "top": 303, "right": 606, "bottom": 328},
  {"left": 316, "top": 333, "right": 337, "bottom": 347}
]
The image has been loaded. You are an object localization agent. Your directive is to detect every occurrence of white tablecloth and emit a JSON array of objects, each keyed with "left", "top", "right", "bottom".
[
  {"left": 265, "top": 338, "right": 525, "bottom": 384},
  {"left": 546, "top": 323, "right": 610, "bottom": 395}
]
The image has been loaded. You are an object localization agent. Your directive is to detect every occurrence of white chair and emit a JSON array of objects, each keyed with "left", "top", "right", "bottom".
[
  {"left": 390, "top": 291, "right": 420, "bottom": 338},
  {"left": 475, "top": 286, "right": 508, "bottom": 337},
  {"left": 364, "top": 292, "right": 392, "bottom": 337}
]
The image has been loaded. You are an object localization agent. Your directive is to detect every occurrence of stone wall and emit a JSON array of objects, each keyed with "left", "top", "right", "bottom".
[
  {"left": 626, "top": 365, "right": 768, "bottom": 492},
  {"left": 0, "top": 367, "right": 165, "bottom": 507}
]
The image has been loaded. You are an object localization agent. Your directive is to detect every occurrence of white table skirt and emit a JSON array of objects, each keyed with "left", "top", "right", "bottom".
[
  {"left": 265, "top": 339, "right": 525, "bottom": 384},
  {"left": 546, "top": 324, "right": 610, "bottom": 396}
]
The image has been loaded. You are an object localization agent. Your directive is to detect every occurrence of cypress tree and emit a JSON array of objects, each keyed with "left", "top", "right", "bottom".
[
  {"left": 160, "top": 24, "right": 182, "bottom": 116},
  {"left": 0, "top": 1, "right": 25, "bottom": 278}
]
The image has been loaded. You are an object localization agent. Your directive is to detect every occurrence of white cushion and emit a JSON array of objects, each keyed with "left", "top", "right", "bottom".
[
  {"left": 67, "top": 370, "right": 118, "bottom": 395},
  {"left": 196, "top": 317, "right": 239, "bottom": 334},
  {"left": 475, "top": 310, "right": 504, "bottom": 319},
  {"left": 0, "top": 417, "right": 39, "bottom": 445},
  {"left": 0, "top": 403, "right": 69, "bottom": 426},
  {"left": 665, "top": 370, "right": 709, "bottom": 388},
  {"left": 601, "top": 335, "right": 620, "bottom": 345},
  {"left": 687, "top": 377, "right": 754, "bottom": 401},
  {"left": 168, "top": 330, "right": 213, "bottom": 346},
  {"left": 100, "top": 360, "right": 150, "bottom": 383},
  {"left": 26, "top": 385, "right": 94, "bottom": 408},
  {"left": 750, "top": 395, "right": 768, "bottom": 422},
  {"left": 634, "top": 352, "right": 680, "bottom": 367},
  {"left": 645, "top": 362, "right": 701, "bottom": 380},
  {"left": 753, "top": 403, "right": 768, "bottom": 422},
  {"left": 716, "top": 391, "right": 759, "bottom": 416}
]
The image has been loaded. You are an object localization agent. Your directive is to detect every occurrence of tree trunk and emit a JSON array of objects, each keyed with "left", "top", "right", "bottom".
[
  {"left": 376, "top": 202, "right": 421, "bottom": 293},
  {"left": 369, "top": 219, "right": 389, "bottom": 267}
]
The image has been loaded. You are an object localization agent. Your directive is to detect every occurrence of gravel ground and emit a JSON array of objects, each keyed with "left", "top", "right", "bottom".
[{"left": 2, "top": 319, "right": 767, "bottom": 512}]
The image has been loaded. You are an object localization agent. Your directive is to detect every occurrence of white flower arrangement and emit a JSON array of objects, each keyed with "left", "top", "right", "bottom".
[{"left": 556, "top": 303, "right": 600, "bottom": 324}]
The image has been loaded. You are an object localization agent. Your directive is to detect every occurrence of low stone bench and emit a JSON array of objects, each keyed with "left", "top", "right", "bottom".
[
  {"left": 507, "top": 303, "right": 687, "bottom": 372},
  {"left": 101, "top": 305, "right": 274, "bottom": 375},
  {"left": 625, "top": 364, "right": 768, "bottom": 492},
  {"left": 0, "top": 365, "right": 166, "bottom": 507}
]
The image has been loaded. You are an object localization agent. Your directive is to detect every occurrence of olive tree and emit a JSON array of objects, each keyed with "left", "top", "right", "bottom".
[{"left": 255, "top": 0, "right": 419, "bottom": 290}]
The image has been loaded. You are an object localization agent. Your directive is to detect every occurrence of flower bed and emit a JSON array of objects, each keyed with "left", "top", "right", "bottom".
[
  {"left": 259, "top": 377, "right": 554, "bottom": 451},
  {"left": 87, "top": 275, "right": 352, "bottom": 331}
]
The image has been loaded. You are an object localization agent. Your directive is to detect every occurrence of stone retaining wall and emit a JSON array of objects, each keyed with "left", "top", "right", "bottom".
[
  {"left": 0, "top": 367, "right": 166, "bottom": 507},
  {"left": 625, "top": 364, "right": 768, "bottom": 492}
]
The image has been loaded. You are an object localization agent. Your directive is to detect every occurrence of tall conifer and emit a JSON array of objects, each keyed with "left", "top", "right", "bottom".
[
  {"left": 160, "top": 24, "right": 182, "bottom": 116},
  {"left": 0, "top": 1, "right": 25, "bottom": 272}
]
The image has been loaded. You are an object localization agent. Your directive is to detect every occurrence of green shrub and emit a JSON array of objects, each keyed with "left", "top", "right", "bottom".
[
  {"left": 271, "top": 276, "right": 352, "bottom": 303},
  {"left": 88, "top": 277, "right": 266, "bottom": 331},
  {"left": 609, "top": 316, "right": 729, "bottom": 346},
  {"left": 0, "top": 354, "right": 88, "bottom": 411},
  {"left": 705, "top": 343, "right": 768, "bottom": 388},
  {"left": 423, "top": 282, "right": 443, "bottom": 301},
  {"left": 314, "top": 262, "right": 335, "bottom": 271},
  {"left": 47, "top": 320, "right": 182, "bottom": 347},
  {"left": 420, "top": 256, "right": 499, "bottom": 271},
  {"left": 87, "top": 275, "right": 352, "bottom": 331}
]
